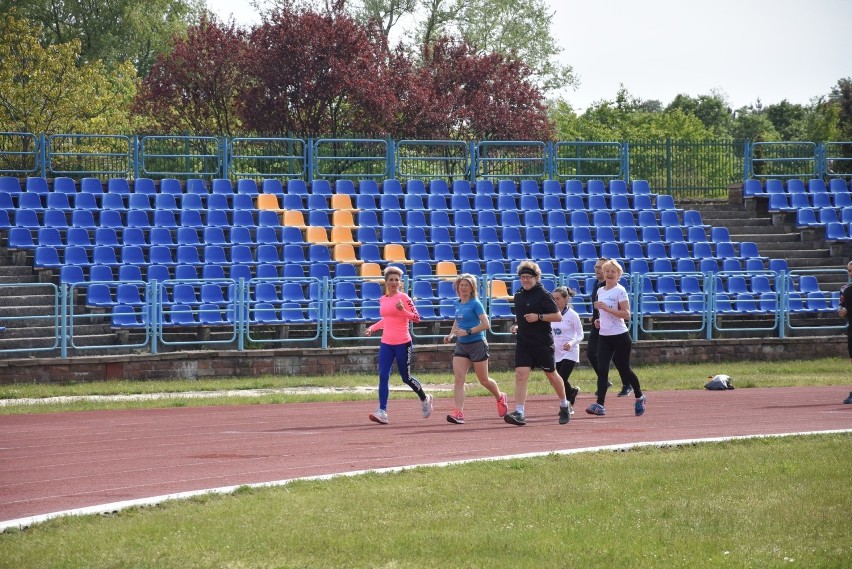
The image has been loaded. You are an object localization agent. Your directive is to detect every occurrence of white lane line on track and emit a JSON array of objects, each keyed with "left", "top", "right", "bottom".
[{"left": 2, "top": 429, "right": 850, "bottom": 532}]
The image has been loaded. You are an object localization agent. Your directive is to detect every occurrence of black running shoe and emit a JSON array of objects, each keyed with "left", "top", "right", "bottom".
[
  {"left": 617, "top": 385, "right": 633, "bottom": 397},
  {"left": 567, "top": 386, "right": 579, "bottom": 406},
  {"left": 558, "top": 405, "right": 571, "bottom": 425},
  {"left": 503, "top": 411, "right": 526, "bottom": 426}
]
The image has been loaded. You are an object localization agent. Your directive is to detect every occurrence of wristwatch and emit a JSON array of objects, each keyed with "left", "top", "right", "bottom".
[{"left": 537, "top": 313, "right": 543, "bottom": 321}]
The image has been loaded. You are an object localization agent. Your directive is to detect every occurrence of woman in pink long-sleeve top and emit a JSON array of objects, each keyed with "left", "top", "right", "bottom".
[{"left": 365, "top": 265, "right": 433, "bottom": 424}]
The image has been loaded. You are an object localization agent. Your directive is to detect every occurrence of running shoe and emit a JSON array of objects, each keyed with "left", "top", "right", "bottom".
[
  {"left": 558, "top": 405, "right": 571, "bottom": 425},
  {"left": 567, "top": 386, "right": 580, "bottom": 406},
  {"left": 503, "top": 410, "right": 526, "bottom": 426},
  {"left": 635, "top": 395, "right": 647, "bottom": 416},
  {"left": 421, "top": 393, "right": 434, "bottom": 418},
  {"left": 369, "top": 409, "right": 388, "bottom": 424},
  {"left": 617, "top": 385, "right": 633, "bottom": 397},
  {"left": 496, "top": 392, "right": 508, "bottom": 417},
  {"left": 585, "top": 403, "right": 606, "bottom": 416},
  {"left": 844, "top": 392, "right": 852, "bottom": 404},
  {"left": 447, "top": 409, "right": 465, "bottom": 424}
]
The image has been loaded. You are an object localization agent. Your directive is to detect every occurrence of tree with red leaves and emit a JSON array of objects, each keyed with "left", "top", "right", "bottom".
[
  {"left": 240, "top": 1, "right": 395, "bottom": 138},
  {"left": 134, "top": 15, "right": 248, "bottom": 135},
  {"left": 410, "top": 37, "right": 554, "bottom": 141}
]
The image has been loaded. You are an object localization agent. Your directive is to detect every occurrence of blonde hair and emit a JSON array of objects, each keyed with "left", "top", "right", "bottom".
[
  {"left": 383, "top": 265, "right": 404, "bottom": 279},
  {"left": 454, "top": 273, "right": 479, "bottom": 298},
  {"left": 601, "top": 259, "right": 624, "bottom": 278}
]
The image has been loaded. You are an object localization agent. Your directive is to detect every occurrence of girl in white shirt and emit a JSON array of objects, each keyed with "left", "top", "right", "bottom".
[
  {"left": 551, "top": 286, "right": 584, "bottom": 407},
  {"left": 586, "top": 259, "right": 646, "bottom": 417}
]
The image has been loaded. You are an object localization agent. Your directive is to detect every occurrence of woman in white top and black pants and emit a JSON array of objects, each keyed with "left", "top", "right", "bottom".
[{"left": 586, "top": 259, "right": 646, "bottom": 417}]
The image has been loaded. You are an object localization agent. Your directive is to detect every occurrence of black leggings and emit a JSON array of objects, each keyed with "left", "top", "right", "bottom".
[
  {"left": 595, "top": 332, "right": 642, "bottom": 405},
  {"left": 555, "top": 359, "right": 576, "bottom": 392}
]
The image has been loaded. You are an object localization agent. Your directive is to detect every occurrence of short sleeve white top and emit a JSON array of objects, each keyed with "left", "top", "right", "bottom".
[{"left": 596, "top": 284, "right": 629, "bottom": 336}]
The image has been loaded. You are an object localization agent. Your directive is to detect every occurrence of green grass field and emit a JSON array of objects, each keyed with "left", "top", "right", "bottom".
[
  {"left": 1, "top": 435, "right": 849, "bottom": 568},
  {"left": 1, "top": 357, "right": 849, "bottom": 414},
  {"left": 1, "top": 358, "right": 850, "bottom": 567}
]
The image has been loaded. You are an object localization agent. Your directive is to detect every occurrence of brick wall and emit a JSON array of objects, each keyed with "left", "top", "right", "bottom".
[{"left": 0, "top": 336, "right": 844, "bottom": 384}]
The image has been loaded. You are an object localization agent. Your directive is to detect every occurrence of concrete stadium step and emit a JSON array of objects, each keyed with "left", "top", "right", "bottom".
[{"left": 0, "top": 294, "right": 56, "bottom": 308}]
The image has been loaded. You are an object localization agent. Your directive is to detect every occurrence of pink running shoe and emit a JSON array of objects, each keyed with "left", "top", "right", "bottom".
[
  {"left": 446, "top": 409, "right": 465, "bottom": 424},
  {"left": 496, "top": 392, "right": 508, "bottom": 417}
]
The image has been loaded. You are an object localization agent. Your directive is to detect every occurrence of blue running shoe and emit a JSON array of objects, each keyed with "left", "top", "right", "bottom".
[
  {"left": 585, "top": 403, "right": 605, "bottom": 416},
  {"left": 635, "top": 395, "right": 647, "bottom": 416}
]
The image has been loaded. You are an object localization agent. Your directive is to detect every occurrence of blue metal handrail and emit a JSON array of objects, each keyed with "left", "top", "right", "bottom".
[
  {"left": 475, "top": 141, "right": 547, "bottom": 180},
  {"left": 137, "top": 135, "right": 222, "bottom": 179},
  {"left": 394, "top": 139, "right": 470, "bottom": 181},
  {"left": 0, "top": 132, "right": 40, "bottom": 176},
  {"left": 312, "top": 138, "right": 389, "bottom": 181},
  {"left": 229, "top": 137, "right": 307, "bottom": 180},
  {"left": 748, "top": 141, "right": 819, "bottom": 180},
  {"left": 552, "top": 141, "right": 624, "bottom": 182},
  {"left": 46, "top": 134, "right": 133, "bottom": 178}
]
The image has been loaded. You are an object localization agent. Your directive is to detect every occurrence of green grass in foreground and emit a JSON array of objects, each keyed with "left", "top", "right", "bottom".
[
  {"left": 0, "top": 357, "right": 849, "bottom": 415},
  {"left": 1, "top": 434, "right": 849, "bottom": 568}
]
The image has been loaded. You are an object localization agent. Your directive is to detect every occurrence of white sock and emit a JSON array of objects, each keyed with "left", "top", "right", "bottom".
[
  {"left": 560, "top": 399, "right": 569, "bottom": 408},
  {"left": 516, "top": 404, "right": 525, "bottom": 414}
]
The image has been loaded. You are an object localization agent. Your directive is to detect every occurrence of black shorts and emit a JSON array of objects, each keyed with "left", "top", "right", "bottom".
[
  {"left": 514, "top": 343, "right": 556, "bottom": 372},
  {"left": 453, "top": 340, "right": 489, "bottom": 363}
]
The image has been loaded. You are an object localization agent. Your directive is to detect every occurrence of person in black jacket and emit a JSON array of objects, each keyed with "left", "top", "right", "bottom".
[{"left": 504, "top": 260, "right": 573, "bottom": 426}]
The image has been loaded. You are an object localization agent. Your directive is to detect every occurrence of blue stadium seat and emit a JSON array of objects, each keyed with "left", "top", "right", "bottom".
[
  {"left": 405, "top": 179, "right": 425, "bottom": 195},
  {"left": 586, "top": 180, "right": 605, "bottom": 195},
  {"left": 33, "top": 246, "right": 62, "bottom": 269},
  {"left": 237, "top": 179, "right": 259, "bottom": 196},
  {"left": 429, "top": 179, "right": 449, "bottom": 195},
  {"left": 130, "top": 178, "right": 154, "bottom": 195},
  {"left": 742, "top": 179, "right": 763, "bottom": 196}
]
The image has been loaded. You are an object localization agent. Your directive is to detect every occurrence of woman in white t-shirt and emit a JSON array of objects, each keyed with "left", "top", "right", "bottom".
[
  {"left": 586, "top": 259, "right": 646, "bottom": 417},
  {"left": 551, "top": 286, "right": 584, "bottom": 408}
]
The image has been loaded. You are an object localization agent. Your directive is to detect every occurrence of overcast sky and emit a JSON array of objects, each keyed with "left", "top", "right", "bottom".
[{"left": 206, "top": 0, "right": 851, "bottom": 112}]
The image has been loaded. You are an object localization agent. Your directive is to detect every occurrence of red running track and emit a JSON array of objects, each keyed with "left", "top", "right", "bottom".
[{"left": 1, "top": 386, "right": 850, "bottom": 526}]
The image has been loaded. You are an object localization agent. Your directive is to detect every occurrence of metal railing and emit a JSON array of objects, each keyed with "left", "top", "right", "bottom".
[
  {"left": 137, "top": 135, "right": 222, "bottom": 179},
  {"left": 475, "top": 141, "right": 547, "bottom": 180},
  {"left": 2, "top": 271, "right": 841, "bottom": 358},
  {"left": 395, "top": 140, "right": 470, "bottom": 180},
  {"left": 748, "top": 141, "right": 819, "bottom": 180},
  {"left": 46, "top": 134, "right": 133, "bottom": 179},
  {"left": 228, "top": 137, "right": 306, "bottom": 180},
  {"left": 0, "top": 132, "right": 40, "bottom": 176},
  {"left": 553, "top": 141, "right": 624, "bottom": 182},
  {"left": 312, "top": 138, "right": 389, "bottom": 181},
  {"left": 1, "top": 133, "right": 850, "bottom": 197}
]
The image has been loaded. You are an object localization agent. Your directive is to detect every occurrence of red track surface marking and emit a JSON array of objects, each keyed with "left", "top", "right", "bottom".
[{"left": 1, "top": 386, "right": 850, "bottom": 525}]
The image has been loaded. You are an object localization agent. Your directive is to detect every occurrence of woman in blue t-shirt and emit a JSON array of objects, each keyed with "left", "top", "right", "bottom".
[{"left": 442, "top": 274, "right": 508, "bottom": 424}]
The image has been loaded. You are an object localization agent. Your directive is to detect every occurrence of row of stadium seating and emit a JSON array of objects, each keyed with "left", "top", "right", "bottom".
[
  {"left": 0, "top": 175, "right": 655, "bottom": 198},
  {"left": 0, "top": 188, "right": 678, "bottom": 217},
  {"left": 743, "top": 178, "right": 850, "bottom": 197}
]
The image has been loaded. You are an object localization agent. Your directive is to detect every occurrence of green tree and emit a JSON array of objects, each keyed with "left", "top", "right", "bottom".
[
  {"left": 764, "top": 99, "right": 806, "bottom": 140},
  {"left": 0, "top": 0, "right": 204, "bottom": 76},
  {"left": 0, "top": 13, "right": 137, "bottom": 134},
  {"left": 552, "top": 87, "right": 712, "bottom": 141},
  {"left": 730, "top": 105, "right": 780, "bottom": 142},
  {"left": 666, "top": 92, "right": 733, "bottom": 137},
  {"left": 828, "top": 77, "right": 852, "bottom": 139},
  {"left": 343, "top": 0, "right": 575, "bottom": 94}
]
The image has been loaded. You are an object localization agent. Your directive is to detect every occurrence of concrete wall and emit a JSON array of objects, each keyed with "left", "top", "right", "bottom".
[{"left": 0, "top": 336, "right": 844, "bottom": 383}]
